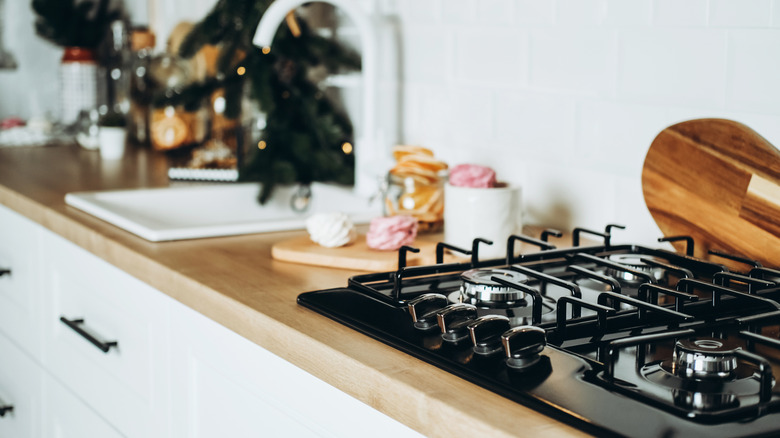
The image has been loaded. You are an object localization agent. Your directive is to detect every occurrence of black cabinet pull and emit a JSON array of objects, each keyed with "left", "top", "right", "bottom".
[
  {"left": 59, "top": 316, "right": 118, "bottom": 353},
  {"left": 0, "top": 401, "right": 12, "bottom": 417},
  {"left": 0, "top": 268, "right": 10, "bottom": 277}
]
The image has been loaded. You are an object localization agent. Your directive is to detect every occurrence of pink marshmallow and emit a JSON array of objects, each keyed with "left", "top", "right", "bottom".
[
  {"left": 448, "top": 164, "right": 497, "bottom": 188},
  {"left": 366, "top": 216, "right": 418, "bottom": 251}
]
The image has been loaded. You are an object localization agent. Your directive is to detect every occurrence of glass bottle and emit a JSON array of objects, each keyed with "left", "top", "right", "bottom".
[
  {"left": 103, "top": 20, "right": 131, "bottom": 119},
  {"left": 59, "top": 47, "right": 98, "bottom": 126},
  {"left": 127, "top": 27, "right": 155, "bottom": 146}
]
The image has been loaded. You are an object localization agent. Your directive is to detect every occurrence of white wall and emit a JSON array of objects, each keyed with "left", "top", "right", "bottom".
[
  {"left": 387, "top": 0, "right": 780, "bottom": 245},
  {"left": 0, "top": 0, "right": 60, "bottom": 121},
  {"left": 4, "top": 0, "right": 780, "bottom": 246}
]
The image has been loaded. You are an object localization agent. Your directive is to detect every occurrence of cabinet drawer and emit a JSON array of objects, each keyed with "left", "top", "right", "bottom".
[
  {"left": 0, "top": 205, "right": 43, "bottom": 360},
  {"left": 43, "top": 232, "right": 170, "bottom": 437},
  {"left": 43, "top": 372, "right": 123, "bottom": 438},
  {"left": 0, "top": 331, "right": 43, "bottom": 438},
  {"left": 170, "top": 302, "right": 421, "bottom": 438}
]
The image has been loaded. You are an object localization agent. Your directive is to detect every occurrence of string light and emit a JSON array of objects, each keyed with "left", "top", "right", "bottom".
[
  {"left": 262, "top": 46, "right": 271, "bottom": 55},
  {"left": 237, "top": 66, "right": 246, "bottom": 75},
  {"left": 258, "top": 141, "right": 267, "bottom": 150},
  {"left": 341, "top": 142, "right": 353, "bottom": 154}
]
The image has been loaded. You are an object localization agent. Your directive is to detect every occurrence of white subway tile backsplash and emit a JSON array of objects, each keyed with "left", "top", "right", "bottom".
[
  {"left": 652, "top": 0, "right": 708, "bottom": 27},
  {"left": 400, "top": 26, "right": 450, "bottom": 81},
  {"left": 617, "top": 29, "right": 726, "bottom": 107},
  {"left": 454, "top": 29, "right": 529, "bottom": 85},
  {"left": 530, "top": 29, "right": 617, "bottom": 95},
  {"left": 522, "top": 163, "right": 618, "bottom": 232},
  {"left": 576, "top": 100, "right": 672, "bottom": 177},
  {"left": 604, "top": 0, "right": 653, "bottom": 26},
  {"left": 710, "top": 0, "right": 771, "bottom": 27},
  {"left": 441, "top": 0, "right": 478, "bottom": 25},
  {"left": 515, "top": 0, "right": 556, "bottom": 26},
  {"left": 726, "top": 30, "right": 780, "bottom": 114},
  {"left": 394, "top": 0, "right": 441, "bottom": 23},
  {"left": 773, "top": 0, "right": 780, "bottom": 26},
  {"left": 494, "top": 91, "right": 576, "bottom": 160},
  {"left": 612, "top": 175, "right": 665, "bottom": 247},
  {"left": 476, "top": 0, "right": 515, "bottom": 26},
  {"left": 556, "top": 0, "right": 607, "bottom": 26},
  {"left": 405, "top": 85, "right": 494, "bottom": 150}
]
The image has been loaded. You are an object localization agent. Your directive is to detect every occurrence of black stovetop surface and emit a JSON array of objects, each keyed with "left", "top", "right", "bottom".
[{"left": 298, "top": 243, "right": 780, "bottom": 437}]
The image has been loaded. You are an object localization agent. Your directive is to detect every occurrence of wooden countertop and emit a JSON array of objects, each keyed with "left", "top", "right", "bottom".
[{"left": 0, "top": 144, "right": 590, "bottom": 437}]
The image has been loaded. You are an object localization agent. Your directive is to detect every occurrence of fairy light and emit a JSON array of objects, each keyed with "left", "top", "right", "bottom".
[
  {"left": 262, "top": 46, "right": 271, "bottom": 55},
  {"left": 341, "top": 142, "right": 353, "bottom": 154},
  {"left": 258, "top": 141, "right": 267, "bottom": 150},
  {"left": 237, "top": 66, "right": 246, "bottom": 75}
]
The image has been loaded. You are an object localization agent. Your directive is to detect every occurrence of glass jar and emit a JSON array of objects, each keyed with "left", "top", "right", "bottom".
[
  {"left": 383, "top": 171, "right": 446, "bottom": 233},
  {"left": 147, "top": 53, "right": 207, "bottom": 151}
]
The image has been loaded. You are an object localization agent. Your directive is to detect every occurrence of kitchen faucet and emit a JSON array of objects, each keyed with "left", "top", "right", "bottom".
[{"left": 254, "top": 0, "right": 394, "bottom": 197}]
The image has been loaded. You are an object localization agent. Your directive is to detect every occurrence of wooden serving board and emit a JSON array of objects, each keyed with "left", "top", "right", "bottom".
[
  {"left": 642, "top": 118, "right": 780, "bottom": 267},
  {"left": 271, "top": 226, "right": 583, "bottom": 271},
  {"left": 271, "top": 234, "right": 450, "bottom": 271}
]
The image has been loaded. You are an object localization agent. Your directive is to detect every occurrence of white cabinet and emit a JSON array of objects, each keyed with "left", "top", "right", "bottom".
[
  {"left": 0, "top": 203, "right": 420, "bottom": 438},
  {"left": 42, "top": 372, "right": 124, "bottom": 438},
  {"left": 169, "top": 299, "right": 421, "bottom": 438},
  {"left": 0, "top": 205, "right": 43, "bottom": 361},
  {"left": 0, "top": 331, "right": 43, "bottom": 438},
  {"left": 42, "top": 232, "right": 171, "bottom": 437}
]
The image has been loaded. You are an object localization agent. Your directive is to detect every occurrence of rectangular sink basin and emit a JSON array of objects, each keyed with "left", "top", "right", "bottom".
[{"left": 65, "top": 183, "right": 379, "bottom": 242}]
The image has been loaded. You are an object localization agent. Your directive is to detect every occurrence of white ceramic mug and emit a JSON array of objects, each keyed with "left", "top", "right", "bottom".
[
  {"left": 444, "top": 183, "right": 523, "bottom": 260},
  {"left": 99, "top": 127, "right": 126, "bottom": 160}
]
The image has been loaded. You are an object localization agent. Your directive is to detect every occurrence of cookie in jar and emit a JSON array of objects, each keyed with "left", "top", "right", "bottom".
[{"left": 383, "top": 145, "right": 447, "bottom": 233}]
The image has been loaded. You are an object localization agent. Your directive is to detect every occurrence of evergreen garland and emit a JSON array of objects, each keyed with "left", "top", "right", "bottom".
[
  {"left": 177, "top": 0, "right": 361, "bottom": 203},
  {"left": 31, "top": 0, "right": 124, "bottom": 49}
]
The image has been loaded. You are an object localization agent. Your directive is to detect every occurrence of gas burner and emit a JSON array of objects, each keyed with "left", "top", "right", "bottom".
[
  {"left": 673, "top": 338, "right": 740, "bottom": 380},
  {"left": 458, "top": 268, "right": 529, "bottom": 304},
  {"left": 448, "top": 268, "right": 555, "bottom": 326},
  {"left": 606, "top": 254, "right": 666, "bottom": 282}
]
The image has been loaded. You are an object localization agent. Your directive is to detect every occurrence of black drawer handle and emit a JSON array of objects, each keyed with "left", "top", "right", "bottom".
[
  {"left": 0, "top": 268, "right": 10, "bottom": 277},
  {"left": 59, "top": 316, "right": 118, "bottom": 353},
  {"left": 0, "top": 402, "right": 12, "bottom": 417}
]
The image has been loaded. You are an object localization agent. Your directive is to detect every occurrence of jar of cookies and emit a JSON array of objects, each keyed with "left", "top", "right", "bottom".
[{"left": 383, "top": 145, "right": 447, "bottom": 232}]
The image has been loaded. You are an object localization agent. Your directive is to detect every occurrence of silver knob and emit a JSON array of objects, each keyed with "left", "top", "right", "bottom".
[
  {"left": 436, "top": 303, "right": 478, "bottom": 344},
  {"left": 501, "top": 325, "right": 546, "bottom": 370},
  {"left": 407, "top": 293, "right": 448, "bottom": 331},
  {"left": 467, "top": 315, "right": 511, "bottom": 356}
]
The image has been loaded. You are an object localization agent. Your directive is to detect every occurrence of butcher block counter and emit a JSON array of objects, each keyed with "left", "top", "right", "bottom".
[{"left": 0, "top": 143, "right": 588, "bottom": 437}]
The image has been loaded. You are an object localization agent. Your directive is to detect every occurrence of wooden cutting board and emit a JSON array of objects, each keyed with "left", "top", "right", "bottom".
[
  {"left": 642, "top": 118, "right": 780, "bottom": 267},
  {"left": 271, "top": 226, "right": 573, "bottom": 271},
  {"left": 271, "top": 234, "right": 451, "bottom": 271}
]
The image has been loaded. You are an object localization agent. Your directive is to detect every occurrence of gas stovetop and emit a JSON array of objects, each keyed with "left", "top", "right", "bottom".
[{"left": 297, "top": 227, "right": 780, "bottom": 437}]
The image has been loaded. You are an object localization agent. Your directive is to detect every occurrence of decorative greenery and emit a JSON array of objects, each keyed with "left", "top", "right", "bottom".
[
  {"left": 31, "top": 0, "right": 124, "bottom": 49},
  {"left": 177, "top": 0, "right": 361, "bottom": 203}
]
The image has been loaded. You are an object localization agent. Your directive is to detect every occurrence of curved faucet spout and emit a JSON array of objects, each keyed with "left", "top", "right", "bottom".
[{"left": 253, "top": 0, "right": 383, "bottom": 196}]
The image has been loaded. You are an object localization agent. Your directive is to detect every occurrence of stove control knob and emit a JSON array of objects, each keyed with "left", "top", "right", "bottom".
[
  {"left": 501, "top": 326, "right": 547, "bottom": 371},
  {"left": 407, "top": 293, "right": 448, "bottom": 331},
  {"left": 467, "top": 315, "right": 511, "bottom": 356},
  {"left": 436, "top": 303, "right": 478, "bottom": 344}
]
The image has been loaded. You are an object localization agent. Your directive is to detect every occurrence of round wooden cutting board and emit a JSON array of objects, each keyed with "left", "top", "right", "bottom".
[{"left": 642, "top": 118, "right": 780, "bottom": 268}]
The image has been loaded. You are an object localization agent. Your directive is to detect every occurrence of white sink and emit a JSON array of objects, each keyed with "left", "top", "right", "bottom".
[{"left": 65, "top": 183, "right": 379, "bottom": 242}]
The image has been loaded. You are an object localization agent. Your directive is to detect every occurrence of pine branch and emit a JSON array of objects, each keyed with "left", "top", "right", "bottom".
[{"left": 32, "top": 0, "right": 123, "bottom": 49}]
